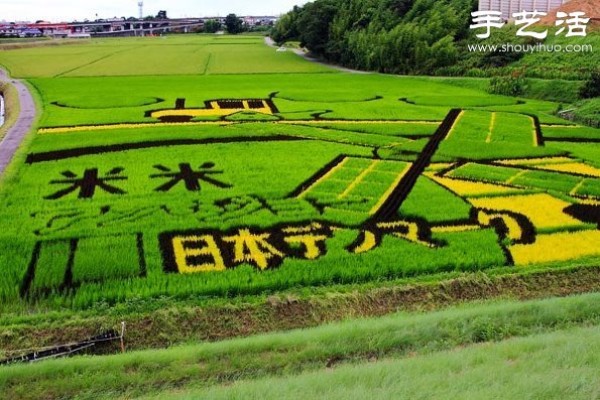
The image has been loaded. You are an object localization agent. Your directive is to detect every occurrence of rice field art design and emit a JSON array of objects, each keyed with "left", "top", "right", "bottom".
[{"left": 1, "top": 57, "right": 599, "bottom": 310}]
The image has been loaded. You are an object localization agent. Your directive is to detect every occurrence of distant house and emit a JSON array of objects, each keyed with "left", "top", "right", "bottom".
[
  {"left": 0, "top": 24, "right": 18, "bottom": 37},
  {"left": 20, "top": 28, "right": 42, "bottom": 37},
  {"left": 478, "top": 0, "right": 570, "bottom": 20}
]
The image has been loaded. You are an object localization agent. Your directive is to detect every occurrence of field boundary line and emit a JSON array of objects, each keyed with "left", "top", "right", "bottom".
[
  {"left": 39, "top": 119, "right": 442, "bottom": 135},
  {"left": 444, "top": 110, "right": 464, "bottom": 140},
  {"left": 54, "top": 46, "right": 139, "bottom": 78},
  {"left": 25, "top": 135, "right": 306, "bottom": 164},
  {"left": 38, "top": 121, "right": 235, "bottom": 134},
  {"left": 371, "top": 108, "right": 462, "bottom": 222},
  {"left": 369, "top": 163, "right": 412, "bottom": 215},
  {"left": 296, "top": 156, "right": 349, "bottom": 199},
  {"left": 278, "top": 120, "right": 440, "bottom": 125},
  {"left": 486, "top": 112, "right": 496, "bottom": 143},
  {"left": 201, "top": 53, "right": 212, "bottom": 75},
  {"left": 532, "top": 116, "right": 539, "bottom": 146},
  {"left": 570, "top": 179, "right": 586, "bottom": 196},
  {"left": 338, "top": 160, "right": 379, "bottom": 199},
  {"left": 505, "top": 170, "right": 528, "bottom": 185}
]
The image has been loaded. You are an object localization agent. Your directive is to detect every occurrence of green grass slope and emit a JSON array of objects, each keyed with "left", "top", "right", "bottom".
[
  {"left": 3, "top": 292, "right": 600, "bottom": 399},
  {"left": 164, "top": 324, "right": 600, "bottom": 400}
]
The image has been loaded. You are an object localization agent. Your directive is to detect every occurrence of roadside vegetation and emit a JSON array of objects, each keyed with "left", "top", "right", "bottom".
[
  {"left": 0, "top": 81, "right": 19, "bottom": 141},
  {"left": 147, "top": 323, "right": 600, "bottom": 400}
]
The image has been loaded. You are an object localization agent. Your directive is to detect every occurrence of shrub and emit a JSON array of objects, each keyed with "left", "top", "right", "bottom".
[
  {"left": 488, "top": 72, "right": 526, "bottom": 96},
  {"left": 579, "top": 70, "right": 600, "bottom": 99}
]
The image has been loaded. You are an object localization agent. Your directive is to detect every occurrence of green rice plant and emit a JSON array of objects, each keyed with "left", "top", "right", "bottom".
[
  {"left": 576, "top": 180, "right": 600, "bottom": 198},
  {"left": 294, "top": 122, "right": 437, "bottom": 137},
  {"left": 511, "top": 170, "right": 582, "bottom": 193},
  {"left": 71, "top": 235, "right": 142, "bottom": 284},
  {"left": 542, "top": 125, "right": 600, "bottom": 140},
  {"left": 0, "top": 34, "right": 598, "bottom": 312},
  {"left": 449, "top": 163, "right": 518, "bottom": 183},
  {"left": 399, "top": 177, "right": 472, "bottom": 223},
  {"left": 29, "top": 241, "right": 71, "bottom": 293}
]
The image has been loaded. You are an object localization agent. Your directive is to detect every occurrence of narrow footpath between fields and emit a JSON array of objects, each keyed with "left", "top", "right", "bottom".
[
  {"left": 0, "top": 68, "right": 36, "bottom": 176},
  {"left": 264, "top": 36, "right": 371, "bottom": 75}
]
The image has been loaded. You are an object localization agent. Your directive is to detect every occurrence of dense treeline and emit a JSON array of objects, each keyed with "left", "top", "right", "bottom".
[
  {"left": 272, "top": 0, "right": 599, "bottom": 81},
  {"left": 272, "top": 0, "right": 477, "bottom": 74}
]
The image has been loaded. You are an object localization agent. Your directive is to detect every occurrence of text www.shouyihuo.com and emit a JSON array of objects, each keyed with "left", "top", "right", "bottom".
[{"left": 468, "top": 43, "right": 594, "bottom": 53}]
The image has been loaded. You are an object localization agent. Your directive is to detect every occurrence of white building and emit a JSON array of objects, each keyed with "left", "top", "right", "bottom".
[{"left": 478, "top": 0, "right": 570, "bottom": 20}]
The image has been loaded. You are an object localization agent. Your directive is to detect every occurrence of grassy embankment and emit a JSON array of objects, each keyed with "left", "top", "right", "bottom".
[
  {"left": 2, "top": 291, "right": 600, "bottom": 399},
  {"left": 0, "top": 81, "right": 19, "bottom": 141},
  {"left": 1, "top": 254, "right": 599, "bottom": 357},
  {"left": 150, "top": 324, "right": 600, "bottom": 400}
]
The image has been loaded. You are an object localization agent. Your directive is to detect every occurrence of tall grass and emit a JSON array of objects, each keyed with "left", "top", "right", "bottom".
[
  {"left": 0, "top": 81, "right": 19, "bottom": 141},
  {"left": 171, "top": 324, "right": 600, "bottom": 400},
  {"left": 3, "top": 292, "right": 600, "bottom": 399}
]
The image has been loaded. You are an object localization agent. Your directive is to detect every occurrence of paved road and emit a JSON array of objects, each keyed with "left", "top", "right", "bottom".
[
  {"left": 264, "top": 37, "right": 370, "bottom": 75},
  {"left": 0, "top": 68, "right": 36, "bottom": 176}
]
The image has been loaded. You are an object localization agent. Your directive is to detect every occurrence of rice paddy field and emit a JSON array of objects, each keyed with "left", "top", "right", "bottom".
[
  {"left": 0, "top": 30, "right": 600, "bottom": 399},
  {"left": 0, "top": 34, "right": 599, "bottom": 313}
]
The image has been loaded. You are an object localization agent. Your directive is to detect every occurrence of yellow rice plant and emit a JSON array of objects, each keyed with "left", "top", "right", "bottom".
[{"left": 511, "top": 230, "right": 600, "bottom": 265}]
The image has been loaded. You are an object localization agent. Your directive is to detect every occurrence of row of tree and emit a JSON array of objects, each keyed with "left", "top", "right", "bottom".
[
  {"left": 203, "top": 14, "right": 272, "bottom": 34},
  {"left": 271, "top": 0, "right": 477, "bottom": 75}
]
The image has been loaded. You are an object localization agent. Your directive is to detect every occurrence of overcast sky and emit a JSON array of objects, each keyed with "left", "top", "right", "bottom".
[{"left": 0, "top": 0, "right": 309, "bottom": 22}]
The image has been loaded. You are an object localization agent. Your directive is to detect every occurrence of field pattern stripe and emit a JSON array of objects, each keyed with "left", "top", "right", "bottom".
[
  {"left": 505, "top": 170, "right": 528, "bottom": 185},
  {"left": 291, "top": 156, "right": 349, "bottom": 198},
  {"left": 369, "top": 163, "right": 412, "bottom": 215},
  {"left": 525, "top": 113, "right": 545, "bottom": 147},
  {"left": 544, "top": 137, "right": 600, "bottom": 143},
  {"left": 489, "top": 161, "right": 600, "bottom": 179},
  {"left": 443, "top": 110, "right": 464, "bottom": 140},
  {"left": 338, "top": 160, "right": 380, "bottom": 199},
  {"left": 371, "top": 108, "right": 462, "bottom": 222},
  {"left": 431, "top": 225, "right": 480, "bottom": 233},
  {"left": 570, "top": 179, "right": 586, "bottom": 196},
  {"left": 39, "top": 120, "right": 442, "bottom": 134},
  {"left": 532, "top": 116, "right": 539, "bottom": 146},
  {"left": 486, "top": 112, "right": 496, "bottom": 143},
  {"left": 38, "top": 121, "right": 235, "bottom": 134},
  {"left": 201, "top": 53, "right": 212, "bottom": 75},
  {"left": 54, "top": 46, "right": 139, "bottom": 78},
  {"left": 277, "top": 120, "right": 441, "bottom": 125},
  {"left": 26, "top": 135, "right": 307, "bottom": 164}
]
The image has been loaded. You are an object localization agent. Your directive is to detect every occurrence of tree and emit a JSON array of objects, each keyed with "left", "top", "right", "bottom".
[
  {"left": 389, "top": 0, "right": 414, "bottom": 16},
  {"left": 204, "top": 19, "right": 222, "bottom": 33},
  {"left": 271, "top": 6, "right": 302, "bottom": 44},
  {"left": 274, "top": 0, "right": 477, "bottom": 73},
  {"left": 224, "top": 14, "right": 243, "bottom": 34},
  {"left": 297, "top": 0, "right": 340, "bottom": 56}
]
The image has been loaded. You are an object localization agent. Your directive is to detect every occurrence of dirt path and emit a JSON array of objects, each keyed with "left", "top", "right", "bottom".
[
  {"left": 264, "top": 37, "right": 371, "bottom": 75},
  {"left": 0, "top": 68, "right": 36, "bottom": 176}
]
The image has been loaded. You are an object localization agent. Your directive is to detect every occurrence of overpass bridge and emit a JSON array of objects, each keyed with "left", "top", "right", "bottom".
[{"left": 23, "top": 18, "right": 207, "bottom": 38}]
